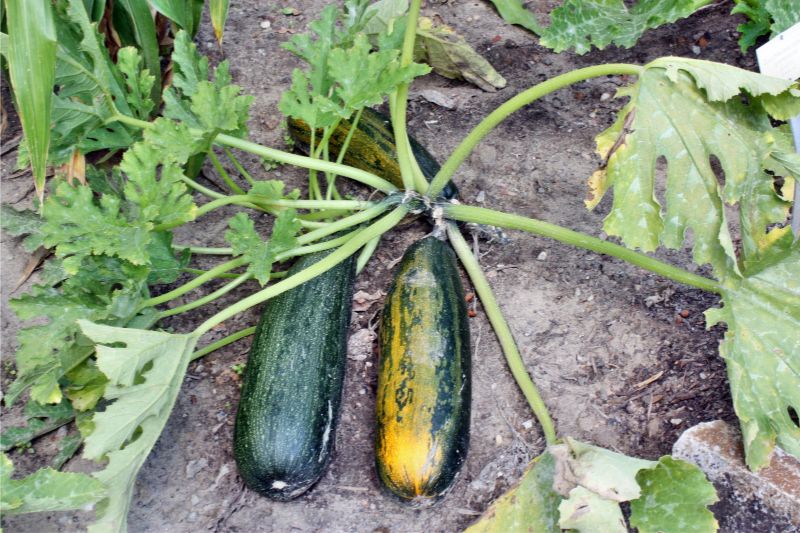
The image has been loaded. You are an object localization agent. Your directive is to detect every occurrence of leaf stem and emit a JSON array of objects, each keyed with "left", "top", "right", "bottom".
[
  {"left": 444, "top": 204, "right": 720, "bottom": 293},
  {"left": 391, "top": 0, "right": 428, "bottom": 193},
  {"left": 223, "top": 148, "right": 257, "bottom": 187},
  {"left": 139, "top": 257, "right": 247, "bottom": 310},
  {"left": 159, "top": 273, "right": 252, "bottom": 319},
  {"left": 109, "top": 113, "right": 398, "bottom": 193},
  {"left": 356, "top": 235, "right": 380, "bottom": 274},
  {"left": 193, "top": 206, "right": 408, "bottom": 337},
  {"left": 447, "top": 222, "right": 557, "bottom": 444},
  {"left": 427, "top": 64, "right": 643, "bottom": 196},
  {"left": 191, "top": 326, "right": 256, "bottom": 361},
  {"left": 297, "top": 201, "right": 393, "bottom": 245},
  {"left": 174, "top": 245, "right": 233, "bottom": 255},
  {"left": 208, "top": 149, "right": 245, "bottom": 194}
]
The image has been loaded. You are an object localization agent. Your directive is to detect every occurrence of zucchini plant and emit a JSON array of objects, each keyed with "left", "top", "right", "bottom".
[{"left": 1, "top": 0, "right": 799, "bottom": 531}]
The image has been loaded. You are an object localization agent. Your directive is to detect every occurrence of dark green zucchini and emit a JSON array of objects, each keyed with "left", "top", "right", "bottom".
[
  {"left": 375, "top": 236, "right": 471, "bottom": 505},
  {"left": 233, "top": 249, "right": 356, "bottom": 500},
  {"left": 287, "top": 107, "right": 459, "bottom": 200}
]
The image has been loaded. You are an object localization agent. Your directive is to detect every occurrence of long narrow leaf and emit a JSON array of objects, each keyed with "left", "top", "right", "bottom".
[
  {"left": 114, "top": 0, "right": 162, "bottom": 104},
  {"left": 210, "top": 0, "right": 230, "bottom": 44},
  {"left": 5, "top": 0, "right": 57, "bottom": 203},
  {"left": 149, "top": 0, "right": 204, "bottom": 36}
]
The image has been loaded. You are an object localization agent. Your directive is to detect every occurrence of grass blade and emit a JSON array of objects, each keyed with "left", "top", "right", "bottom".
[
  {"left": 5, "top": 0, "right": 57, "bottom": 203},
  {"left": 210, "top": 0, "right": 230, "bottom": 44}
]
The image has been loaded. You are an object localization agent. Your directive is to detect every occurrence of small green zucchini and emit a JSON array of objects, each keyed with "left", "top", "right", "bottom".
[
  {"left": 287, "top": 107, "right": 459, "bottom": 199},
  {"left": 233, "top": 249, "right": 355, "bottom": 500},
  {"left": 375, "top": 236, "right": 471, "bottom": 505}
]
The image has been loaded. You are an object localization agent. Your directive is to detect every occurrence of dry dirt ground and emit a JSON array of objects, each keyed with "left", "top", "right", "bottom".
[{"left": 2, "top": 1, "right": 760, "bottom": 531}]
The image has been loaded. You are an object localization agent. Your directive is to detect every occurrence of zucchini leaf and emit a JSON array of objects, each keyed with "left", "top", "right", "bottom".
[
  {"left": 539, "top": 0, "right": 711, "bottom": 54},
  {"left": 705, "top": 244, "right": 800, "bottom": 470},
  {"left": 0, "top": 399, "right": 75, "bottom": 452},
  {"left": 733, "top": 0, "right": 800, "bottom": 51},
  {"left": 588, "top": 57, "right": 799, "bottom": 279},
  {"left": 591, "top": 56, "right": 800, "bottom": 470},
  {"left": 464, "top": 452, "right": 561, "bottom": 533},
  {"left": 225, "top": 209, "right": 302, "bottom": 285},
  {"left": 77, "top": 322, "right": 197, "bottom": 533},
  {"left": 466, "top": 440, "right": 718, "bottom": 532},
  {"left": 163, "top": 31, "right": 253, "bottom": 140},
  {"left": 630, "top": 457, "right": 719, "bottom": 533},
  {"left": 1, "top": 453, "right": 105, "bottom": 515}
]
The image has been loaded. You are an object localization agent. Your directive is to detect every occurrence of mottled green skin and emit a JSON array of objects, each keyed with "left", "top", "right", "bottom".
[
  {"left": 287, "top": 107, "right": 459, "bottom": 200},
  {"left": 376, "top": 236, "right": 471, "bottom": 505},
  {"left": 233, "top": 250, "right": 355, "bottom": 500}
]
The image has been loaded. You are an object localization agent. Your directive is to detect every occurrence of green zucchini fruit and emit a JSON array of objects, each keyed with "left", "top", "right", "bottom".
[
  {"left": 233, "top": 249, "right": 356, "bottom": 500},
  {"left": 375, "top": 236, "right": 471, "bottom": 505},
  {"left": 287, "top": 107, "right": 459, "bottom": 200}
]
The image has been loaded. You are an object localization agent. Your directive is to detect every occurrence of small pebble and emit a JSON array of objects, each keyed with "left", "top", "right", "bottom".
[
  {"left": 537, "top": 251, "right": 547, "bottom": 261},
  {"left": 670, "top": 418, "right": 683, "bottom": 426},
  {"left": 600, "top": 92, "right": 612, "bottom": 101},
  {"left": 495, "top": 434, "right": 503, "bottom": 445},
  {"left": 260, "top": 20, "right": 271, "bottom": 29},
  {"left": 691, "top": 45, "right": 701, "bottom": 55}
]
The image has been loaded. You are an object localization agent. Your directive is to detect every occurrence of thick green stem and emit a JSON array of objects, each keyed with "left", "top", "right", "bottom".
[
  {"left": 224, "top": 148, "right": 257, "bottom": 187},
  {"left": 139, "top": 257, "right": 246, "bottom": 310},
  {"left": 356, "top": 235, "right": 380, "bottom": 274},
  {"left": 444, "top": 204, "right": 720, "bottom": 294},
  {"left": 390, "top": 0, "right": 427, "bottom": 193},
  {"left": 277, "top": 231, "right": 357, "bottom": 261},
  {"left": 427, "top": 64, "right": 643, "bottom": 196},
  {"left": 327, "top": 108, "right": 364, "bottom": 201},
  {"left": 193, "top": 206, "right": 408, "bottom": 336},
  {"left": 208, "top": 149, "right": 245, "bottom": 194},
  {"left": 447, "top": 222, "right": 557, "bottom": 444},
  {"left": 174, "top": 245, "right": 233, "bottom": 255},
  {"left": 297, "top": 201, "right": 392, "bottom": 245},
  {"left": 217, "top": 133, "right": 397, "bottom": 194},
  {"left": 191, "top": 326, "right": 256, "bottom": 361},
  {"left": 110, "top": 113, "right": 398, "bottom": 194},
  {"left": 180, "top": 176, "right": 226, "bottom": 200},
  {"left": 159, "top": 273, "right": 252, "bottom": 318}
]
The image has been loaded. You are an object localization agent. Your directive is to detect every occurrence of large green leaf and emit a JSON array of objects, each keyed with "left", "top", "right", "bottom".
[
  {"left": 630, "top": 456, "right": 719, "bottom": 533},
  {"left": 589, "top": 57, "right": 799, "bottom": 279},
  {"left": 5, "top": 0, "right": 57, "bottom": 202},
  {"left": 1, "top": 453, "right": 105, "bottom": 515},
  {"left": 464, "top": 452, "right": 561, "bottom": 532},
  {"left": 78, "top": 321, "right": 198, "bottom": 533},
  {"left": 489, "top": 0, "right": 710, "bottom": 54},
  {"left": 705, "top": 245, "right": 800, "bottom": 470}
]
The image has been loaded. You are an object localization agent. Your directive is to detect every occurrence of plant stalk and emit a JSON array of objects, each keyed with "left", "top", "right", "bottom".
[
  {"left": 159, "top": 273, "right": 252, "bottom": 319},
  {"left": 110, "top": 113, "right": 398, "bottom": 194},
  {"left": 447, "top": 223, "right": 558, "bottom": 444},
  {"left": 139, "top": 257, "right": 247, "bottom": 310},
  {"left": 191, "top": 326, "right": 257, "bottom": 361},
  {"left": 444, "top": 204, "right": 720, "bottom": 293},
  {"left": 193, "top": 206, "right": 408, "bottom": 336},
  {"left": 428, "top": 64, "right": 643, "bottom": 196}
]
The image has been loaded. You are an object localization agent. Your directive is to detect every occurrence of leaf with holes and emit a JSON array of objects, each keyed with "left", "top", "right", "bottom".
[{"left": 588, "top": 57, "right": 799, "bottom": 279}]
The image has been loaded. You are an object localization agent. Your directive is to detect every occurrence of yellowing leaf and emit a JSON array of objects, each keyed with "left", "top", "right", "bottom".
[
  {"left": 415, "top": 17, "right": 506, "bottom": 92},
  {"left": 465, "top": 452, "right": 561, "bottom": 532},
  {"left": 705, "top": 245, "right": 800, "bottom": 470},
  {"left": 559, "top": 486, "right": 626, "bottom": 533},
  {"left": 591, "top": 57, "right": 799, "bottom": 278}
]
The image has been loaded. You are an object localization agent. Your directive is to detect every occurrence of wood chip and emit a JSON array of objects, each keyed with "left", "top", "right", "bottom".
[{"left": 634, "top": 370, "right": 664, "bottom": 390}]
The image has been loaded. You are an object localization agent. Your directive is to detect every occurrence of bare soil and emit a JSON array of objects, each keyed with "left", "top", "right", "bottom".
[{"left": 2, "top": 1, "right": 755, "bottom": 531}]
